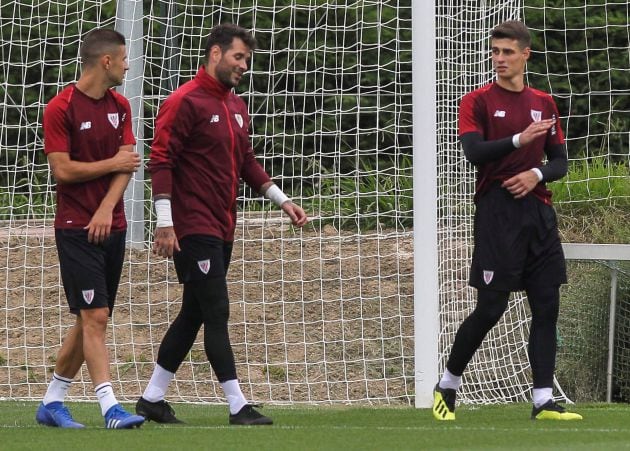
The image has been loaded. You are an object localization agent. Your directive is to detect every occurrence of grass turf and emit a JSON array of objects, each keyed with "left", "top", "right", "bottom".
[{"left": 1, "top": 401, "right": 629, "bottom": 450}]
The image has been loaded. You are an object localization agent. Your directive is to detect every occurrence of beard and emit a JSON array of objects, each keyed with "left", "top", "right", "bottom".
[{"left": 215, "top": 64, "right": 240, "bottom": 88}]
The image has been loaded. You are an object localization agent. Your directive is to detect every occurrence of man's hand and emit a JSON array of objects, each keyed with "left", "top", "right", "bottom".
[
  {"left": 502, "top": 170, "right": 540, "bottom": 199},
  {"left": 281, "top": 201, "right": 309, "bottom": 227},
  {"left": 518, "top": 119, "right": 555, "bottom": 147},
  {"left": 153, "top": 226, "right": 180, "bottom": 258},
  {"left": 111, "top": 149, "right": 142, "bottom": 173},
  {"left": 84, "top": 206, "right": 113, "bottom": 244}
]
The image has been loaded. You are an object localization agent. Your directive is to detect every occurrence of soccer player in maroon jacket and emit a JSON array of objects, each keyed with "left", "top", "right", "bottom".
[
  {"left": 136, "top": 24, "right": 308, "bottom": 425},
  {"left": 432, "top": 21, "right": 582, "bottom": 421},
  {"left": 37, "top": 28, "right": 145, "bottom": 429}
]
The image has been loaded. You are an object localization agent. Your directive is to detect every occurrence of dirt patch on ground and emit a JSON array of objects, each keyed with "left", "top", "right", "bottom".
[{"left": 0, "top": 222, "right": 415, "bottom": 405}]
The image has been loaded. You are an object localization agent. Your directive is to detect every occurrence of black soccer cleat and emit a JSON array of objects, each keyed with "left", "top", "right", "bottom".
[
  {"left": 229, "top": 404, "right": 273, "bottom": 425},
  {"left": 135, "top": 397, "right": 184, "bottom": 424},
  {"left": 432, "top": 383, "right": 456, "bottom": 420},
  {"left": 531, "top": 400, "right": 583, "bottom": 420}
]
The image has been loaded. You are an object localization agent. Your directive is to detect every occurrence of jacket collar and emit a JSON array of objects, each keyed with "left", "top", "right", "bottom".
[{"left": 195, "top": 66, "right": 231, "bottom": 99}]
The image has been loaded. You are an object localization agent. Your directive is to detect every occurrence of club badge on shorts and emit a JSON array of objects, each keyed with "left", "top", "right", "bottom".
[
  {"left": 483, "top": 270, "right": 494, "bottom": 285},
  {"left": 82, "top": 289, "right": 95, "bottom": 304},
  {"left": 197, "top": 259, "right": 210, "bottom": 275}
]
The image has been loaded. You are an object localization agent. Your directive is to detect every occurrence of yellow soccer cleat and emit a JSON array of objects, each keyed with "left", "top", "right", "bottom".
[
  {"left": 531, "top": 400, "right": 583, "bottom": 420},
  {"left": 432, "top": 384, "right": 456, "bottom": 420}
]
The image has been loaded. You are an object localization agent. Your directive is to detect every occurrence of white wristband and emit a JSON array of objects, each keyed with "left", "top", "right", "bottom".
[
  {"left": 154, "top": 198, "right": 173, "bottom": 228},
  {"left": 264, "top": 184, "right": 290, "bottom": 207},
  {"left": 512, "top": 133, "right": 522, "bottom": 148},
  {"left": 531, "top": 167, "right": 543, "bottom": 181}
]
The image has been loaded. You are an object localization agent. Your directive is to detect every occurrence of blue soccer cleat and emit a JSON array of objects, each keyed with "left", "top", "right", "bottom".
[
  {"left": 104, "top": 404, "right": 145, "bottom": 429},
  {"left": 36, "top": 402, "right": 85, "bottom": 429}
]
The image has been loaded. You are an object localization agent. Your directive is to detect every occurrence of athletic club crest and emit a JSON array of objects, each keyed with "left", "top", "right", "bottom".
[
  {"left": 483, "top": 270, "right": 494, "bottom": 285},
  {"left": 197, "top": 259, "right": 211, "bottom": 275},
  {"left": 108, "top": 112, "right": 120, "bottom": 129},
  {"left": 530, "top": 109, "right": 542, "bottom": 122},
  {"left": 82, "top": 289, "right": 95, "bottom": 304},
  {"left": 234, "top": 113, "right": 243, "bottom": 128}
]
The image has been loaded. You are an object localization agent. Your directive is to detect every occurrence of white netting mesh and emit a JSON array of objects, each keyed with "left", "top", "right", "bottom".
[
  {"left": 0, "top": 1, "right": 414, "bottom": 404},
  {"left": 437, "top": 0, "right": 630, "bottom": 404},
  {"left": 1, "top": 0, "right": 628, "bottom": 406}
]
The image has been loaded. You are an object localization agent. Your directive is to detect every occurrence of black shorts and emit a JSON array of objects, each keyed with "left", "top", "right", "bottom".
[
  {"left": 173, "top": 235, "right": 233, "bottom": 284},
  {"left": 55, "top": 229, "right": 126, "bottom": 315},
  {"left": 469, "top": 184, "right": 567, "bottom": 291}
]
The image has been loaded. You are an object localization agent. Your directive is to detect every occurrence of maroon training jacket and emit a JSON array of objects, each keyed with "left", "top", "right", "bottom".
[{"left": 149, "top": 66, "right": 271, "bottom": 242}]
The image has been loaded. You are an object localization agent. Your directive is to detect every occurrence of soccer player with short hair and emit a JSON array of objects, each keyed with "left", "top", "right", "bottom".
[
  {"left": 37, "top": 28, "right": 145, "bottom": 429},
  {"left": 136, "top": 23, "right": 308, "bottom": 425},
  {"left": 432, "top": 20, "right": 582, "bottom": 421}
]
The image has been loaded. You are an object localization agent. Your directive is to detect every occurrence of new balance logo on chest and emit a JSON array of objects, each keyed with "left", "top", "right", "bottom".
[
  {"left": 80, "top": 121, "right": 92, "bottom": 130},
  {"left": 210, "top": 115, "right": 220, "bottom": 123},
  {"left": 494, "top": 110, "right": 506, "bottom": 118}
]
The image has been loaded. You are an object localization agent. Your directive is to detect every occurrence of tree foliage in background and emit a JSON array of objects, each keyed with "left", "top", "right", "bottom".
[
  {"left": 525, "top": 0, "right": 630, "bottom": 162},
  {"left": 0, "top": 0, "right": 116, "bottom": 219},
  {"left": 2, "top": 0, "right": 413, "bottom": 228},
  {"left": 143, "top": 0, "right": 412, "bottom": 208}
]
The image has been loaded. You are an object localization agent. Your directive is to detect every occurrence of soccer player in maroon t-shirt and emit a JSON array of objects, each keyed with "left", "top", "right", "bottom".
[
  {"left": 432, "top": 21, "right": 582, "bottom": 421},
  {"left": 136, "top": 24, "right": 308, "bottom": 425},
  {"left": 37, "top": 28, "right": 144, "bottom": 429}
]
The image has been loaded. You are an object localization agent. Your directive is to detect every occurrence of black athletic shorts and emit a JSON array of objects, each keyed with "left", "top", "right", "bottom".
[
  {"left": 173, "top": 235, "right": 233, "bottom": 284},
  {"left": 55, "top": 228, "right": 126, "bottom": 315},
  {"left": 469, "top": 184, "right": 567, "bottom": 291}
]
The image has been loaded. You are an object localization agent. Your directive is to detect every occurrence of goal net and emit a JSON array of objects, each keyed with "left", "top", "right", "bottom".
[
  {"left": 1, "top": 0, "right": 628, "bottom": 407},
  {"left": 437, "top": 0, "right": 630, "bottom": 405},
  {"left": 0, "top": 1, "right": 414, "bottom": 404}
]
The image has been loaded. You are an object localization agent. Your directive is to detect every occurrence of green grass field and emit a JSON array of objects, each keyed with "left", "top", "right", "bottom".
[{"left": 1, "top": 402, "right": 629, "bottom": 450}]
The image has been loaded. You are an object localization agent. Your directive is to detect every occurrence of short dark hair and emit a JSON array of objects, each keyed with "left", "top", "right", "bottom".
[
  {"left": 204, "top": 23, "right": 257, "bottom": 57},
  {"left": 491, "top": 20, "right": 531, "bottom": 49},
  {"left": 80, "top": 28, "right": 126, "bottom": 66}
]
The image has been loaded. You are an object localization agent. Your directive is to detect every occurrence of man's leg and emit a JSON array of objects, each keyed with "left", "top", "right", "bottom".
[
  {"left": 526, "top": 284, "right": 559, "bottom": 395},
  {"left": 526, "top": 284, "right": 582, "bottom": 420},
  {"left": 36, "top": 316, "right": 86, "bottom": 428},
  {"left": 81, "top": 307, "right": 144, "bottom": 428},
  {"left": 433, "top": 289, "right": 510, "bottom": 420},
  {"left": 80, "top": 307, "right": 112, "bottom": 387},
  {"left": 189, "top": 276, "right": 271, "bottom": 425},
  {"left": 446, "top": 288, "right": 510, "bottom": 377},
  {"left": 136, "top": 286, "right": 202, "bottom": 423},
  {"left": 46, "top": 316, "right": 85, "bottom": 400}
]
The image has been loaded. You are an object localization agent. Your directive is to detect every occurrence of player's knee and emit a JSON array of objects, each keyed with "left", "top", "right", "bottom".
[
  {"left": 471, "top": 305, "right": 504, "bottom": 328},
  {"left": 474, "top": 289, "right": 509, "bottom": 326},
  {"left": 527, "top": 285, "right": 560, "bottom": 324},
  {"left": 203, "top": 302, "right": 230, "bottom": 326},
  {"left": 79, "top": 307, "right": 109, "bottom": 330}
]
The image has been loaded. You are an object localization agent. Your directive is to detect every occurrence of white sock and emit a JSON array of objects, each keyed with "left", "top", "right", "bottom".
[
  {"left": 532, "top": 387, "right": 553, "bottom": 408},
  {"left": 95, "top": 382, "right": 118, "bottom": 416},
  {"left": 142, "top": 364, "right": 175, "bottom": 402},
  {"left": 43, "top": 372, "right": 73, "bottom": 405},
  {"left": 221, "top": 379, "right": 247, "bottom": 415},
  {"left": 439, "top": 369, "right": 462, "bottom": 391}
]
